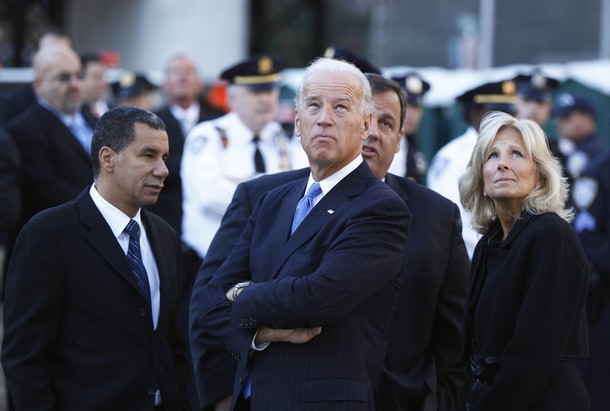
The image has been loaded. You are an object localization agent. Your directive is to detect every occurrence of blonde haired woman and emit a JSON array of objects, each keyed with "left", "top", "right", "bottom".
[{"left": 459, "top": 111, "right": 589, "bottom": 410}]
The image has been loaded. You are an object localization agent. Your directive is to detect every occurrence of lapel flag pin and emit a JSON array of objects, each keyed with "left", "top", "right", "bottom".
[{"left": 327, "top": 209, "right": 334, "bottom": 214}]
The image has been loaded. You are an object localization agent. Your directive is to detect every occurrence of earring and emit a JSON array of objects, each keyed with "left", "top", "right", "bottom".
[{"left": 483, "top": 191, "right": 488, "bottom": 197}]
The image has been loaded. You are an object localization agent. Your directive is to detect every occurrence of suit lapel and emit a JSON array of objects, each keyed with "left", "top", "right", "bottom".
[
  {"left": 76, "top": 190, "right": 151, "bottom": 301},
  {"left": 385, "top": 173, "right": 409, "bottom": 205},
  {"left": 38, "top": 104, "right": 91, "bottom": 163},
  {"left": 271, "top": 162, "right": 372, "bottom": 277}
]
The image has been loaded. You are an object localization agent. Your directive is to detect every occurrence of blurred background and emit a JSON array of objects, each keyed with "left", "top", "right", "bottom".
[{"left": 0, "top": 0, "right": 609, "bottom": 161}]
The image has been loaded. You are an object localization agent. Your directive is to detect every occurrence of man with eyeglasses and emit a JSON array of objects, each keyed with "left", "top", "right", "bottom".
[{"left": 4, "top": 46, "right": 96, "bottom": 274}]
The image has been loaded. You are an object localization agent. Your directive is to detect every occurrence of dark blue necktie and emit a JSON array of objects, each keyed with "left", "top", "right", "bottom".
[
  {"left": 291, "top": 182, "right": 322, "bottom": 235},
  {"left": 124, "top": 220, "right": 151, "bottom": 301}
]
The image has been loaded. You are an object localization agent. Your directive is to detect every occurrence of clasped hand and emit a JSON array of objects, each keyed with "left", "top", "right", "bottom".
[{"left": 225, "top": 282, "right": 322, "bottom": 344}]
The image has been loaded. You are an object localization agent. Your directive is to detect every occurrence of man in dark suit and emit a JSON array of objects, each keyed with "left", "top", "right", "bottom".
[
  {"left": 193, "top": 58, "right": 410, "bottom": 411},
  {"left": 0, "top": 27, "right": 72, "bottom": 127},
  {"left": 6, "top": 45, "right": 97, "bottom": 227},
  {"left": 154, "top": 52, "right": 225, "bottom": 411},
  {"left": 361, "top": 74, "right": 469, "bottom": 411},
  {"left": 152, "top": 54, "right": 225, "bottom": 235},
  {"left": 190, "top": 73, "right": 469, "bottom": 411},
  {"left": 3, "top": 46, "right": 97, "bottom": 281},
  {"left": 1, "top": 106, "right": 190, "bottom": 410}
]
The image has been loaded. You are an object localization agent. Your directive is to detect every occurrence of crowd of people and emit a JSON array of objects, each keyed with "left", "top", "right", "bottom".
[{"left": 0, "top": 26, "right": 608, "bottom": 411}]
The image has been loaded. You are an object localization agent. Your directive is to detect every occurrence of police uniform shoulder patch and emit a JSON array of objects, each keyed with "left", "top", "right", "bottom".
[
  {"left": 572, "top": 177, "right": 598, "bottom": 211},
  {"left": 190, "top": 135, "right": 208, "bottom": 155}
]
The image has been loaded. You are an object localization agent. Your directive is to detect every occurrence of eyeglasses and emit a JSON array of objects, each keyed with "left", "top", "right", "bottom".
[{"left": 51, "top": 71, "right": 85, "bottom": 83}]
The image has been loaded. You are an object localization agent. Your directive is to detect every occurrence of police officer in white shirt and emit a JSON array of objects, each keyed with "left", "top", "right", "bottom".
[
  {"left": 181, "top": 54, "right": 307, "bottom": 259},
  {"left": 427, "top": 79, "right": 517, "bottom": 258}
]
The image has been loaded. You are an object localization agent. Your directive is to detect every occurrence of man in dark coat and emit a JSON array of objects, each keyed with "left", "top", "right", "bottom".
[
  {"left": 192, "top": 58, "right": 410, "bottom": 411},
  {"left": 189, "top": 72, "right": 469, "bottom": 411},
  {"left": 4, "top": 46, "right": 97, "bottom": 283},
  {"left": 2, "top": 106, "right": 190, "bottom": 410},
  {"left": 153, "top": 53, "right": 225, "bottom": 411}
]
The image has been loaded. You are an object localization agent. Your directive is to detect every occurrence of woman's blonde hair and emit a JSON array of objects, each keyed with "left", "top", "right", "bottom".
[{"left": 458, "top": 111, "right": 572, "bottom": 234}]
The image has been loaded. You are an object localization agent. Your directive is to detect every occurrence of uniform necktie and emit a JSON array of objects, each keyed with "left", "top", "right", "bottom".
[
  {"left": 291, "top": 183, "right": 322, "bottom": 235},
  {"left": 124, "top": 220, "right": 151, "bottom": 301},
  {"left": 252, "top": 135, "right": 266, "bottom": 173}
]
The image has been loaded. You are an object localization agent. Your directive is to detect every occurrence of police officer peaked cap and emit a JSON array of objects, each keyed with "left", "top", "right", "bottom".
[
  {"left": 323, "top": 45, "right": 381, "bottom": 75},
  {"left": 553, "top": 92, "right": 596, "bottom": 118},
  {"left": 457, "top": 79, "right": 517, "bottom": 113},
  {"left": 513, "top": 68, "right": 559, "bottom": 103},
  {"left": 111, "top": 71, "right": 155, "bottom": 101},
  {"left": 220, "top": 54, "right": 284, "bottom": 90},
  {"left": 391, "top": 72, "right": 431, "bottom": 106}
]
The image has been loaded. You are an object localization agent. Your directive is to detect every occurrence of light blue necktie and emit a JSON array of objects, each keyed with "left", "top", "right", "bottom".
[
  {"left": 124, "top": 220, "right": 151, "bottom": 302},
  {"left": 69, "top": 117, "right": 93, "bottom": 154},
  {"left": 291, "top": 182, "right": 322, "bottom": 235}
]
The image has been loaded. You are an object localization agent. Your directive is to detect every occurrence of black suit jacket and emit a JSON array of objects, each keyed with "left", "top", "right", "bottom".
[
  {"left": 0, "top": 128, "right": 21, "bottom": 232},
  {"left": 0, "top": 85, "right": 36, "bottom": 127},
  {"left": 195, "top": 162, "right": 410, "bottom": 410},
  {"left": 6, "top": 103, "right": 96, "bottom": 225},
  {"left": 1, "top": 189, "right": 190, "bottom": 411},
  {"left": 150, "top": 104, "right": 225, "bottom": 234},
  {"left": 379, "top": 174, "right": 469, "bottom": 411}
]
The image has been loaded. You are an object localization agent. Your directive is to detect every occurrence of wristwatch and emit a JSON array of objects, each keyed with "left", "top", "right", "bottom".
[{"left": 232, "top": 281, "right": 252, "bottom": 301}]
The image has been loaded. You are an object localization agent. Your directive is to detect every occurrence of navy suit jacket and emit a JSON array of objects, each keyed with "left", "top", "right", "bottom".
[
  {"left": 195, "top": 161, "right": 410, "bottom": 410},
  {"left": 190, "top": 170, "right": 469, "bottom": 411},
  {"left": 1, "top": 189, "right": 190, "bottom": 411},
  {"left": 190, "top": 168, "right": 309, "bottom": 410}
]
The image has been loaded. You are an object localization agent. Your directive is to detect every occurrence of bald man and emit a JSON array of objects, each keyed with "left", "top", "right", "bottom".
[{"left": 6, "top": 46, "right": 96, "bottom": 234}]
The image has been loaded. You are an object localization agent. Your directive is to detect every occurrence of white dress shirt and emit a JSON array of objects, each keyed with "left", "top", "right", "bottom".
[{"left": 89, "top": 185, "right": 161, "bottom": 329}]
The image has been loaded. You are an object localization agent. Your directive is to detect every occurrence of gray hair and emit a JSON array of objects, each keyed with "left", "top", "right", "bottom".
[
  {"left": 459, "top": 111, "right": 572, "bottom": 234},
  {"left": 294, "top": 57, "right": 374, "bottom": 117}
]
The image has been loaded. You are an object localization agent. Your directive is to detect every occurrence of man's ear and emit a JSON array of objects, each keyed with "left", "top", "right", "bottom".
[
  {"left": 99, "top": 147, "right": 115, "bottom": 173},
  {"left": 394, "top": 129, "right": 403, "bottom": 153},
  {"left": 361, "top": 113, "right": 372, "bottom": 141},
  {"left": 294, "top": 111, "right": 301, "bottom": 137}
]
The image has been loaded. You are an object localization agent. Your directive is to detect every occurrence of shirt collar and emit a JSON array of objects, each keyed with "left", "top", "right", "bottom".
[
  {"left": 89, "top": 185, "right": 143, "bottom": 238},
  {"left": 170, "top": 102, "right": 200, "bottom": 121},
  {"left": 38, "top": 97, "right": 85, "bottom": 129},
  {"left": 304, "top": 155, "right": 363, "bottom": 196}
]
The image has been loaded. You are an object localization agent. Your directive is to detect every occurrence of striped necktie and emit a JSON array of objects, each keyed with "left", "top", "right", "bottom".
[{"left": 124, "top": 219, "right": 151, "bottom": 302}]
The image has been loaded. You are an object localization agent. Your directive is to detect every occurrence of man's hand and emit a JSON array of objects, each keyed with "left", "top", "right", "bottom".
[
  {"left": 214, "top": 394, "right": 232, "bottom": 411},
  {"left": 255, "top": 326, "right": 322, "bottom": 345}
]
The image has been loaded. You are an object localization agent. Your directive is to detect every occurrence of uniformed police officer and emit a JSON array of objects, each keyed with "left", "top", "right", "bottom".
[
  {"left": 513, "top": 68, "right": 568, "bottom": 180},
  {"left": 427, "top": 79, "right": 516, "bottom": 258},
  {"left": 181, "top": 54, "right": 307, "bottom": 259},
  {"left": 554, "top": 91, "right": 606, "bottom": 181},
  {"left": 388, "top": 72, "right": 430, "bottom": 183},
  {"left": 571, "top": 150, "right": 610, "bottom": 411},
  {"left": 111, "top": 70, "right": 157, "bottom": 111}
]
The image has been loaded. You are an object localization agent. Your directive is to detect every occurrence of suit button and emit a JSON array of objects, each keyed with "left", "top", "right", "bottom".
[
  {"left": 147, "top": 387, "right": 156, "bottom": 396},
  {"left": 139, "top": 307, "right": 146, "bottom": 317},
  {"left": 239, "top": 377, "right": 245, "bottom": 384}
]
